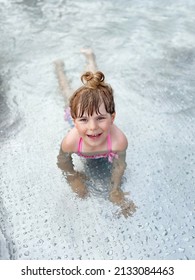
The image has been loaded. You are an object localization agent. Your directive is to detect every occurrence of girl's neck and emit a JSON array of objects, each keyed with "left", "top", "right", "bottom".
[{"left": 81, "top": 134, "right": 109, "bottom": 153}]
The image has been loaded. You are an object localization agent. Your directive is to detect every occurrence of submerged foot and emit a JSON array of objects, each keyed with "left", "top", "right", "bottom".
[
  {"left": 80, "top": 48, "right": 94, "bottom": 57},
  {"left": 80, "top": 48, "right": 97, "bottom": 72}
]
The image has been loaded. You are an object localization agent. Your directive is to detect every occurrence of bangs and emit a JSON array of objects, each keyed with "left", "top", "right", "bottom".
[
  {"left": 70, "top": 86, "right": 115, "bottom": 119},
  {"left": 77, "top": 90, "right": 103, "bottom": 117}
]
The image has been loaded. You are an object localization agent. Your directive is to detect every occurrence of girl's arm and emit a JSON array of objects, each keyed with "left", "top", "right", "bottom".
[
  {"left": 109, "top": 151, "right": 136, "bottom": 217},
  {"left": 57, "top": 147, "right": 88, "bottom": 198},
  {"left": 109, "top": 151, "right": 127, "bottom": 192},
  {"left": 109, "top": 128, "right": 128, "bottom": 192}
]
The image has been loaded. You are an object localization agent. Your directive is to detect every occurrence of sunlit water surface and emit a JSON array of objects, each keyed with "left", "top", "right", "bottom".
[{"left": 0, "top": 0, "right": 195, "bottom": 259}]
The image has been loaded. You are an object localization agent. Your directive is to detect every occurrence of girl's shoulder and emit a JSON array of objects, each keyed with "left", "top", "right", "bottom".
[
  {"left": 111, "top": 124, "right": 128, "bottom": 152},
  {"left": 61, "top": 127, "right": 80, "bottom": 153}
]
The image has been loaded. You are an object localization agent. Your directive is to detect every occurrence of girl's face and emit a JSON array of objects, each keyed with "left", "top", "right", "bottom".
[{"left": 74, "top": 103, "right": 115, "bottom": 151}]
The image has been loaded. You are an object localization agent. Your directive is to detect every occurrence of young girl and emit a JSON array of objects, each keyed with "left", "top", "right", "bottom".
[{"left": 55, "top": 49, "right": 135, "bottom": 217}]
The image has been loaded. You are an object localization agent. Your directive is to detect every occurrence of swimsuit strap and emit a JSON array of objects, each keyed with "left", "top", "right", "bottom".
[{"left": 107, "top": 133, "right": 112, "bottom": 152}]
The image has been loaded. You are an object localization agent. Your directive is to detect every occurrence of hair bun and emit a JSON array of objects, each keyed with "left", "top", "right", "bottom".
[
  {"left": 81, "top": 71, "right": 105, "bottom": 89},
  {"left": 95, "top": 71, "right": 105, "bottom": 82},
  {"left": 84, "top": 71, "right": 94, "bottom": 81}
]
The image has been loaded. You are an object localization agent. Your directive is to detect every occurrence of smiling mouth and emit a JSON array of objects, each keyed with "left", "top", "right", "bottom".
[{"left": 87, "top": 133, "right": 102, "bottom": 139}]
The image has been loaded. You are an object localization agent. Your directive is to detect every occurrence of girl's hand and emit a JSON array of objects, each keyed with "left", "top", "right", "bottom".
[
  {"left": 109, "top": 188, "right": 128, "bottom": 205},
  {"left": 109, "top": 189, "right": 136, "bottom": 218},
  {"left": 119, "top": 199, "right": 137, "bottom": 218}
]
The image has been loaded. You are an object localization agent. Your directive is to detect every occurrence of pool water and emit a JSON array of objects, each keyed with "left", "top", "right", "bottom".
[{"left": 0, "top": 0, "right": 195, "bottom": 259}]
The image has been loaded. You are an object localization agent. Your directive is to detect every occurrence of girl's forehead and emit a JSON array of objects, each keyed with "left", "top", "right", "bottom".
[
  {"left": 78, "top": 102, "right": 107, "bottom": 117},
  {"left": 96, "top": 103, "right": 107, "bottom": 113}
]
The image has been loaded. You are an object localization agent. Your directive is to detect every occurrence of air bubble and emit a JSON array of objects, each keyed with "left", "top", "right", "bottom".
[
  {"left": 107, "top": 250, "right": 113, "bottom": 256},
  {"left": 178, "top": 248, "right": 185, "bottom": 253},
  {"left": 24, "top": 251, "right": 30, "bottom": 256}
]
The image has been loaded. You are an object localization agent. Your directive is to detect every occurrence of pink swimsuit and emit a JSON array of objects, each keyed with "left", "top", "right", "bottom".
[{"left": 77, "top": 134, "right": 118, "bottom": 163}]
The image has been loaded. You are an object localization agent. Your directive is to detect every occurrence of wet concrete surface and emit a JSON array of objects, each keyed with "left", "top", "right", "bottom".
[{"left": 0, "top": 0, "right": 195, "bottom": 260}]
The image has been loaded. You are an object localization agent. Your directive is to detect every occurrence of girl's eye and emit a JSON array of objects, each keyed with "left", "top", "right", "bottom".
[
  {"left": 97, "top": 116, "right": 105, "bottom": 120},
  {"left": 79, "top": 118, "right": 87, "bottom": 122}
]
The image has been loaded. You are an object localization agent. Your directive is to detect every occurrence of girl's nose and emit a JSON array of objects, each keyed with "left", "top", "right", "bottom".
[{"left": 88, "top": 119, "right": 97, "bottom": 130}]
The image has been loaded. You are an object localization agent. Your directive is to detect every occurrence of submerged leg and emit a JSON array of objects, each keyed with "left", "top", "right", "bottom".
[
  {"left": 54, "top": 60, "right": 72, "bottom": 104},
  {"left": 80, "top": 48, "right": 98, "bottom": 73}
]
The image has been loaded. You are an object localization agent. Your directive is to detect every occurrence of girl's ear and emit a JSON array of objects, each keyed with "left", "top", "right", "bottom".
[{"left": 111, "top": 113, "right": 116, "bottom": 123}]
